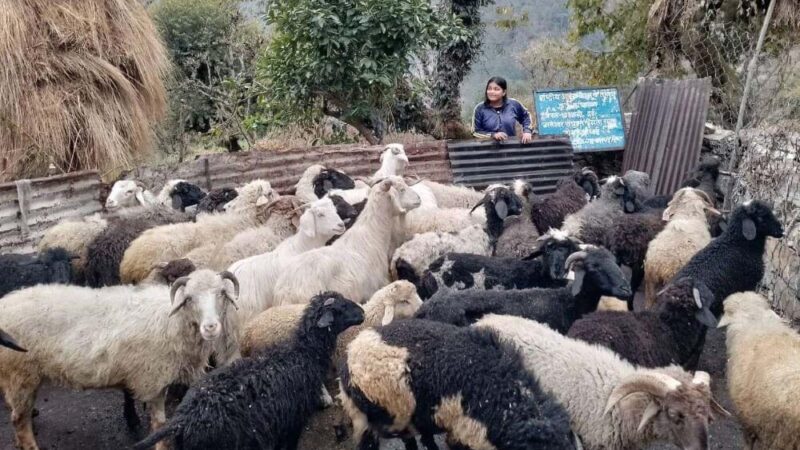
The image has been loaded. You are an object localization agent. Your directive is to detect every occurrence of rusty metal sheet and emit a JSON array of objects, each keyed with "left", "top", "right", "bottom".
[
  {"left": 623, "top": 78, "right": 711, "bottom": 195},
  {"left": 447, "top": 137, "right": 574, "bottom": 194}
]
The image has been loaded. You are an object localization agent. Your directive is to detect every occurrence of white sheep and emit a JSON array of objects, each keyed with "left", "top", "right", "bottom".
[
  {"left": 0, "top": 269, "right": 240, "bottom": 450},
  {"left": 372, "top": 143, "right": 438, "bottom": 209},
  {"left": 476, "top": 314, "right": 727, "bottom": 450},
  {"left": 105, "top": 179, "right": 159, "bottom": 210},
  {"left": 419, "top": 180, "right": 484, "bottom": 209},
  {"left": 718, "top": 292, "right": 800, "bottom": 450},
  {"left": 120, "top": 179, "right": 278, "bottom": 284},
  {"left": 273, "top": 176, "right": 421, "bottom": 306},
  {"left": 403, "top": 207, "right": 486, "bottom": 236}
]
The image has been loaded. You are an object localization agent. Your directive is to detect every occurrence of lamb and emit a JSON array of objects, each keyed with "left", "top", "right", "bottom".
[
  {"left": 273, "top": 177, "right": 421, "bottom": 305},
  {"left": 642, "top": 188, "right": 718, "bottom": 308},
  {"left": 417, "top": 246, "right": 632, "bottom": 332},
  {"left": 226, "top": 197, "right": 346, "bottom": 323},
  {"left": 196, "top": 187, "right": 238, "bottom": 213},
  {"left": 416, "top": 228, "right": 581, "bottom": 299},
  {"left": 530, "top": 168, "right": 600, "bottom": 234},
  {"left": 295, "top": 164, "right": 356, "bottom": 204},
  {"left": 718, "top": 291, "right": 800, "bottom": 450},
  {"left": 0, "top": 328, "right": 26, "bottom": 352},
  {"left": 84, "top": 206, "right": 193, "bottom": 287},
  {"left": 0, "top": 248, "right": 75, "bottom": 298},
  {"left": 338, "top": 318, "right": 576, "bottom": 450},
  {"left": 476, "top": 314, "right": 727, "bottom": 450},
  {"left": 567, "top": 276, "right": 719, "bottom": 369},
  {"left": 134, "top": 292, "right": 365, "bottom": 450},
  {"left": 120, "top": 179, "right": 278, "bottom": 284},
  {"left": 36, "top": 214, "right": 108, "bottom": 284},
  {"left": 0, "top": 270, "right": 240, "bottom": 450},
  {"left": 671, "top": 200, "right": 784, "bottom": 315}
]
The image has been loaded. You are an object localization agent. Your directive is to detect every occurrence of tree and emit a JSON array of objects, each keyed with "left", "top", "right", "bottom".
[{"left": 258, "top": 0, "right": 467, "bottom": 144}]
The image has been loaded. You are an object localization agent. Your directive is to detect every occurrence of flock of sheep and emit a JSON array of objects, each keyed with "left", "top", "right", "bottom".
[{"left": 0, "top": 143, "right": 797, "bottom": 450}]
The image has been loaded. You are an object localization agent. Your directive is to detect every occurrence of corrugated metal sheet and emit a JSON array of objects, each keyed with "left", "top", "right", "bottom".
[
  {"left": 447, "top": 137, "right": 574, "bottom": 194},
  {"left": 127, "top": 141, "right": 451, "bottom": 194},
  {"left": 623, "top": 78, "right": 712, "bottom": 195},
  {"left": 0, "top": 171, "right": 103, "bottom": 253}
]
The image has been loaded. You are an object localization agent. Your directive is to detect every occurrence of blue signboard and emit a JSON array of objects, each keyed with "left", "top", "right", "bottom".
[{"left": 533, "top": 87, "right": 626, "bottom": 152}]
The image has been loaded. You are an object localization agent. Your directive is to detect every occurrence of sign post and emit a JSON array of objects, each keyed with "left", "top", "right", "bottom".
[{"left": 533, "top": 87, "right": 626, "bottom": 153}]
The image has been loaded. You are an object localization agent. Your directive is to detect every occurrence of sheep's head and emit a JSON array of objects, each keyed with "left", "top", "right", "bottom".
[
  {"left": 655, "top": 277, "right": 717, "bottom": 328},
  {"left": 727, "top": 200, "right": 783, "bottom": 241},
  {"left": 619, "top": 170, "right": 652, "bottom": 213},
  {"left": 328, "top": 194, "right": 361, "bottom": 228},
  {"left": 168, "top": 181, "right": 207, "bottom": 211},
  {"left": 662, "top": 188, "right": 719, "bottom": 222},
  {"left": 298, "top": 197, "right": 346, "bottom": 239},
  {"left": 471, "top": 184, "right": 524, "bottom": 221},
  {"left": 374, "top": 176, "right": 421, "bottom": 215},
  {"left": 223, "top": 179, "right": 279, "bottom": 213},
  {"left": 106, "top": 180, "right": 149, "bottom": 210},
  {"left": 565, "top": 246, "right": 632, "bottom": 301},
  {"left": 371, "top": 280, "right": 423, "bottom": 326},
  {"left": 304, "top": 292, "right": 365, "bottom": 335},
  {"left": 606, "top": 370, "right": 725, "bottom": 450},
  {"left": 197, "top": 187, "right": 238, "bottom": 213},
  {"left": 525, "top": 228, "right": 581, "bottom": 280},
  {"left": 169, "top": 270, "right": 239, "bottom": 341},
  {"left": 717, "top": 291, "right": 777, "bottom": 328},
  {"left": 312, "top": 167, "right": 356, "bottom": 198},
  {"left": 573, "top": 167, "right": 601, "bottom": 200},
  {"left": 512, "top": 179, "right": 536, "bottom": 204},
  {"left": 378, "top": 143, "right": 409, "bottom": 177}
]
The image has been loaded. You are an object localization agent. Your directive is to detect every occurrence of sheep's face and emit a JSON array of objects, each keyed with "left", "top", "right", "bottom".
[
  {"left": 380, "top": 177, "right": 420, "bottom": 215},
  {"left": 540, "top": 236, "right": 581, "bottom": 280},
  {"left": 170, "top": 270, "right": 239, "bottom": 341},
  {"left": 300, "top": 197, "right": 346, "bottom": 238},
  {"left": 655, "top": 277, "right": 717, "bottom": 328},
  {"left": 736, "top": 200, "right": 784, "bottom": 240},
  {"left": 313, "top": 168, "right": 355, "bottom": 198},
  {"left": 224, "top": 180, "right": 279, "bottom": 213},
  {"left": 312, "top": 292, "right": 365, "bottom": 334},
  {"left": 472, "top": 185, "right": 523, "bottom": 220},
  {"left": 169, "top": 182, "right": 206, "bottom": 211},
  {"left": 573, "top": 168, "right": 600, "bottom": 200},
  {"left": 106, "top": 180, "right": 145, "bottom": 210},
  {"left": 381, "top": 280, "right": 423, "bottom": 326},
  {"left": 379, "top": 144, "right": 409, "bottom": 177},
  {"left": 567, "top": 248, "right": 632, "bottom": 300}
]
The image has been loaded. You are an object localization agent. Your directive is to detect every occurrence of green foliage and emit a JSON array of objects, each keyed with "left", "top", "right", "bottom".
[
  {"left": 258, "top": 0, "right": 468, "bottom": 141},
  {"left": 494, "top": 6, "right": 529, "bottom": 31}
]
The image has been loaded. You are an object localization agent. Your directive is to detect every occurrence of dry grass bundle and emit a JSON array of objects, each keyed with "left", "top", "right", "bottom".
[
  {"left": 774, "top": 0, "right": 800, "bottom": 28},
  {"left": 0, "top": 0, "right": 170, "bottom": 181}
]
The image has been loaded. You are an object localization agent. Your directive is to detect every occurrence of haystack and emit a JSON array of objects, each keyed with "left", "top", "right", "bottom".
[{"left": 0, "top": 0, "right": 170, "bottom": 181}]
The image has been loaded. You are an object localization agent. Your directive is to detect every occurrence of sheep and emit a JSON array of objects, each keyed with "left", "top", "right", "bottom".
[
  {"left": 105, "top": 179, "right": 158, "bottom": 210},
  {"left": 530, "top": 168, "right": 600, "bottom": 234},
  {"left": 36, "top": 214, "right": 108, "bottom": 284},
  {"left": 419, "top": 180, "right": 484, "bottom": 209},
  {"left": 295, "top": 164, "right": 356, "bottom": 204},
  {"left": 0, "top": 248, "right": 75, "bottom": 298},
  {"left": 476, "top": 314, "right": 728, "bottom": 450},
  {"left": 718, "top": 291, "right": 800, "bottom": 450},
  {"left": 416, "top": 228, "right": 581, "bottom": 299},
  {"left": 162, "top": 180, "right": 207, "bottom": 212},
  {"left": 120, "top": 179, "right": 279, "bottom": 284},
  {"left": 372, "top": 143, "right": 438, "bottom": 209},
  {"left": 494, "top": 179, "right": 541, "bottom": 258},
  {"left": 567, "top": 276, "right": 719, "bottom": 369},
  {"left": 0, "top": 269, "right": 240, "bottom": 450},
  {"left": 417, "top": 246, "right": 632, "bottom": 332},
  {"left": 84, "top": 206, "right": 194, "bottom": 287},
  {"left": 0, "top": 328, "right": 26, "bottom": 352},
  {"left": 671, "top": 200, "right": 784, "bottom": 316},
  {"left": 196, "top": 187, "right": 238, "bottom": 213},
  {"left": 226, "top": 197, "right": 346, "bottom": 324},
  {"left": 325, "top": 194, "right": 363, "bottom": 244},
  {"left": 273, "top": 177, "right": 421, "bottom": 306},
  {"left": 403, "top": 206, "right": 485, "bottom": 236},
  {"left": 338, "top": 318, "right": 577, "bottom": 450},
  {"left": 134, "top": 292, "right": 365, "bottom": 450},
  {"left": 643, "top": 188, "right": 718, "bottom": 308},
  {"left": 680, "top": 156, "right": 725, "bottom": 207}
]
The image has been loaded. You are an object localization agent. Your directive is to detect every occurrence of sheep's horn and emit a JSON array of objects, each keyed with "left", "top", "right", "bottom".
[
  {"left": 369, "top": 177, "right": 386, "bottom": 187},
  {"left": 406, "top": 177, "right": 424, "bottom": 186},
  {"left": 694, "top": 190, "right": 715, "bottom": 208},
  {"left": 470, "top": 194, "right": 489, "bottom": 214},
  {"left": 169, "top": 276, "right": 191, "bottom": 316},
  {"left": 604, "top": 373, "right": 682, "bottom": 414},
  {"left": 565, "top": 251, "right": 588, "bottom": 271},
  {"left": 0, "top": 329, "right": 26, "bottom": 352},
  {"left": 219, "top": 271, "right": 240, "bottom": 301}
]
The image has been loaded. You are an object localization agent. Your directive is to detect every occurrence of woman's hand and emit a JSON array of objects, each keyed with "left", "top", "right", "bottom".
[
  {"left": 521, "top": 132, "right": 533, "bottom": 144},
  {"left": 493, "top": 132, "right": 508, "bottom": 142}
]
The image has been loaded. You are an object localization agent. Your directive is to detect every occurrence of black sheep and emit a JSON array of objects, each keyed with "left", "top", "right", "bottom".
[
  {"left": 470, "top": 185, "right": 524, "bottom": 252},
  {"left": 416, "top": 247, "right": 632, "bottom": 333},
  {"left": 169, "top": 181, "right": 207, "bottom": 212},
  {"left": 417, "top": 229, "right": 580, "bottom": 299},
  {"left": 312, "top": 168, "right": 356, "bottom": 198},
  {"left": 681, "top": 156, "right": 724, "bottom": 207},
  {"left": 605, "top": 212, "right": 666, "bottom": 308},
  {"left": 134, "top": 292, "right": 364, "bottom": 450},
  {"left": 0, "top": 327, "right": 26, "bottom": 352},
  {"left": 339, "top": 319, "right": 576, "bottom": 450},
  {"left": 529, "top": 169, "right": 598, "bottom": 234},
  {"left": 196, "top": 187, "right": 238, "bottom": 213},
  {"left": 0, "top": 248, "right": 75, "bottom": 298},
  {"left": 326, "top": 195, "right": 363, "bottom": 245},
  {"left": 672, "top": 200, "right": 783, "bottom": 315},
  {"left": 567, "top": 276, "right": 718, "bottom": 369}
]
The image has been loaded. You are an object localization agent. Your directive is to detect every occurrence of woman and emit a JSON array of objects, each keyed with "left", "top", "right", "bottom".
[{"left": 472, "top": 76, "right": 535, "bottom": 143}]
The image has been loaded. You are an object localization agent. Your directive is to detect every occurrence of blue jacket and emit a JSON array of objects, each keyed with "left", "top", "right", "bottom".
[{"left": 472, "top": 98, "right": 533, "bottom": 139}]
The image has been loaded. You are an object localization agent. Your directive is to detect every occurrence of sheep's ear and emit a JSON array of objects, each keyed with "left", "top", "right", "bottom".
[
  {"left": 299, "top": 210, "right": 316, "bottom": 238},
  {"left": 637, "top": 401, "right": 661, "bottom": 432},
  {"left": 256, "top": 195, "right": 270, "bottom": 207},
  {"left": 317, "top": 310, "right": 335, "bottom": 328},
  {"left": 742, "top": 218, "right": 757, "bottom": 240},
  {"left": 171, "top": 194, "right": 184, "bottom": 210},
  {"left": 570, "top": 269, "right": 585, "bottom": 296},
  {"left": 710, "top": 397, "right": 731, "bottom": 419},
  {"left": 661, "top": 206, "right": 673, "bottom": 222},
  {"left": 695, "top": 307, "right": 718, "bottom": 328},
  {"left": 135, "top": 188, "right": 147, "bottom": 206},
  {"left": 323, "top": 179, "right": 333, "bottom": 192},
  {"left": 625, "top": 200, "right": 636, "bottom": 213},
  {"left": 381, "top": 304, "right": 395, "bottom": 326},
  {"left": 494, "top": 199, "right": 509, "bottom": 220}
]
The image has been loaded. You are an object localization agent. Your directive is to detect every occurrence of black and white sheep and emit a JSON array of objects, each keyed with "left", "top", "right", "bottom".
[
  {"left": 196, "top": 187, "right": 238, "bottom": 213},
  {"left": 416, "top": 228, "right": 580, "bottom": 299},
  {"left": 416, "top": 246, "right": 632, "bottom": 332},
  {"left": 295, "top": 164, "right": 358, "bottom": 203},
  {"left": 568, "top": 276, "right": 718, "bottom": 369},
  {"left": 165, "top": 181, "right": 207, "bottom": 212},
  {"left": 134, "top": 292, "right": 365, "bottom": 450},
  {"left": 339, "top": 318, "right": 576, "bottom": 450},
  {"left": 0, "top": 248, "right": 75, "bottom": 298}
]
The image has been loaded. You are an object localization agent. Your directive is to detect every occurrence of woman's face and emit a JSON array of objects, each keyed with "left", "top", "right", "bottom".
[{"left": 486, "top": 82, "right": 505, "bottom": 103}]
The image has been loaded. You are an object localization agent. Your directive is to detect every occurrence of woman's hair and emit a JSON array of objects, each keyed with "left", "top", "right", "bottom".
[{"left": 484, "top": 76, "right": 508, "bottom": 104}]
